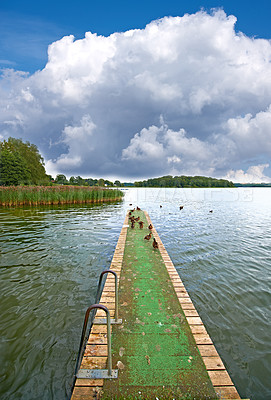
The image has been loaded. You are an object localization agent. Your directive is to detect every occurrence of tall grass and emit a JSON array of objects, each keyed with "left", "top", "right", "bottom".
[{"left": 0, "top": 186, "right": 124, "bottom": 207}]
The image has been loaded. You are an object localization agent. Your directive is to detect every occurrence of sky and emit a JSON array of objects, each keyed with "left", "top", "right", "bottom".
[{"left": 1, "top": 0, "right": 271, "bottom": 182}]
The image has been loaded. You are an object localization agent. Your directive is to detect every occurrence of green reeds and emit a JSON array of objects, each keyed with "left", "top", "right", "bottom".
[{"left": 0, "top": 186, "right": 124, "bottom": 207}]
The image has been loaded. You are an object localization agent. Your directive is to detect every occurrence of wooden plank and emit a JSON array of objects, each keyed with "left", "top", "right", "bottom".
[
  {"left": 178, "top": 297, "right": 193, "bottom": 304},
  {"left": 193, "top": 334, "right": 213, "bottom": 345},
  {"left": 99, "top": 295, "right": 115, "bottom": 301},
  {"left": 183, "top": 309, "right": 199, "bottom": 317},
  {"left": 174, "top": 287, "right": 186, "bottom": 292},
  {"left": 75, "top": 379, "right": 104, "bottom": 387},
  {"left": 208, "top": 370, "right": 234, "bottom": 386},
  {"left": 190, "top": 325, "right": 208, "bottom": 335},
  {"left": 71, "top": 386, "right": 102, "bottom": 400},
  {"left": 202, "top": 356, "right": 225, "bottom": 370},
  {"left": 186, "top": 317, "right": 203, "bottom": 325},
  {"left": 177, "top": 293, "right": 190, "bottom": 298},
  {"left": 179, "top": 303, "right": 196, "bottom": 310},
  {"left": 95, "top": 310, "right": 115, "bottom": 318},
  {"left": 197, "top": 344, "right": 219, "bottom": 357},
  {"left": 84, "top": 344, "right": 108, "bottom": 357},
  {"left": 87, "top": 334, "right": 107, "bottom": 344},
  {"left": 215, "top": 386, "right": 241, "bottom": 399},
  {"left": 80, "top": 356, "right": 107, "bottom": 369},
  {"left": 91, "top": 325, "right": 109, "bottom": 334}
]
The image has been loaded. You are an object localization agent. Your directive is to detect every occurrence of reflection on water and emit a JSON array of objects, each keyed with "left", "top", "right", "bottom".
[{"left": 0, "top": 189, "right": 271, "bottom": 400}]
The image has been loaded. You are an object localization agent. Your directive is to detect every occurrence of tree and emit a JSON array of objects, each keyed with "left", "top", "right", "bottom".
[
  {"left": 0, "top": 148, "right": 31, "bottom": 185},
  {"left": 69, "top": 176, "right": 76, "bottom": 185},
  {"left": 74, "top": 176, "right": 86, "bottom": 186},
  {"left": 97, "top": 178, "right": 105, "bottom": 187},
  {"left": 55, "top": 174, "right": 68, "bottom": 185},
  {"left": 0, "top": 137, "right": 48, "bottom": 186},
  {"left": 104, "top": 179, "right": 113, "bottom": 187}
]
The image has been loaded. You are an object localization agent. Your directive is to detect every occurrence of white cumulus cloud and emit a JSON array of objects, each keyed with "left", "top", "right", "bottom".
[
  {"left": 0, "top": 9, "right": 271, "bottom": 181},
  {"left": 224, "top": 164, "right": 270, "bottom": 183}
]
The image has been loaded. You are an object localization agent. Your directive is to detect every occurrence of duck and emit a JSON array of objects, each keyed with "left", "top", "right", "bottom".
[
  {"left": 209, "top": 210, "right": 213, "bottom": 213},
  {"left": 179, "top": 206, "right": 184, "bottom": 210},
  {"left": 148, "top": 224, "right": 153, "bottom": 230},
  {"left": 153, "top": 238, "right": 159, "bottom": 249},
  {"left": 139, "top": 221, "right": 144, "bottom": 229},
  {"left": 131, "top": 221, "right": 135, "bottom": 229},
  {"left": 137, "top": 206, "right": 141, "bottom": 210},
  {"left": 160, "top": 205, "right": 162, "bottom": 208},
  {"left": 144, "top": 233, "right": 152, "bottom": 240}
]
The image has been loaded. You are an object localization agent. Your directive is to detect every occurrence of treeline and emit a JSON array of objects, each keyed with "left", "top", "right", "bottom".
[
  {"left": 134, "top": 175, "right": 235, "bottom": 188},
  {"left": 53, "top": 174, "right": 122, "bottom": 187}
]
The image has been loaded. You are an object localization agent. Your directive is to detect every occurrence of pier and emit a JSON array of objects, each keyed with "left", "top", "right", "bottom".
[{"left": 71, "top": 209, "right": 245, "bottom": 399}]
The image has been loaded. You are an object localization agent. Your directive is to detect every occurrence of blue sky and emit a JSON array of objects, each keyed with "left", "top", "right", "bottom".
[
  {"left": 1, "top": 1, "right": 271, "bottom": 182},
  {"left": 1, "top": 0, "right": 271, "bottom": 73}
]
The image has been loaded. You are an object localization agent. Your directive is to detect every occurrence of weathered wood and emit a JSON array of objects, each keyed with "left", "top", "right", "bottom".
[
  {"left": 215, "top": 386, "right": 241, "bottom": 399},
  {"left": 202, "top": 356, "right": 225, "bottom": 370},
  {"left": 179, "top": 303, "right": 196, "bottom": 310},
  {"left": 80, "top": 356, "right": 107, "bottom": 369},
  {"left": 95, "top": 308, "right": 115, "bottom": 317},
  {"left": 178, "top": 297, "right": 193, "bottom": 304},
  {"left": 177, "top": 293, "right": 190, "bottom": 298},
  {"left": 75, "top": 379, "right": 104, "bottom": 387},
  {"left": 193, "top": 334, "right": 213, "bottom": 345},
  {"left": 190, "top": 325, "right": 208, "bottom": 335},
  {"left": 87, "top": 334, "right": 107, "bottom": 344},
  {"left": 183, "top": 309, "right": 199, "bottom": 317},
  {"left": 208, "top": 370, "right": 234, "bottom": 386},
  {"left": 186, "top": 316, "right": 203, "bottom": 325},
  {"left": 197, "top": 344, "right": 219, "bottom": 357},
  {"left": 71, "top": 386, "right": 102, "bottom": 400},
  {"left": 84, "top": 344, "right": 108, "bottom": 357}
]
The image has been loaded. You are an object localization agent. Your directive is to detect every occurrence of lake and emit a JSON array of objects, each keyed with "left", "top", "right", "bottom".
[{"left": 0, "top": 188, "right": 270, "bottom": 400}]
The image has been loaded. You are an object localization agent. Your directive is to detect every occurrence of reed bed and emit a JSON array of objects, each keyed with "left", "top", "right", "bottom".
[{"left": 0, "top": 185, "right": 124, "bottom": 207}]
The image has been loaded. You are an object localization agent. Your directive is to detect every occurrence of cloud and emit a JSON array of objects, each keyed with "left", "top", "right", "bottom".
[
  {"left": 0, "top": 9, "right": 271, "bottom": 181},
  {"left": 121, "top": 120, "right": 217, "bottom": 177},
  {"left": 224, "top": 164, "right": 270, "bottom": 183}
]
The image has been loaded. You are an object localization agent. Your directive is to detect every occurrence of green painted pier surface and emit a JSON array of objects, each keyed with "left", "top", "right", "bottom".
[{"left": 103, "top": 210, "right": 218, "bottom": 399}]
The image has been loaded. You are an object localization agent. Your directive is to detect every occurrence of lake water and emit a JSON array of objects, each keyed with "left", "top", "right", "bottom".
[{"left": 0, "top": 188, "right": 270, "bottom": 400}]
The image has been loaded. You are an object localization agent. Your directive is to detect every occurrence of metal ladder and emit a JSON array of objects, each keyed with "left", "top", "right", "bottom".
[{"left": 71, "top": 268, "right": 121, "bottom": 395}]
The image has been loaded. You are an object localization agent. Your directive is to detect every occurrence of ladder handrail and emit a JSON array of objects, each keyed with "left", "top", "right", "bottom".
[
  {"left": 95, "top": 269, "right": 119, "bottom": 321},
  {"left": 71, "top": 304, "right": 112, "bottom": 393}
]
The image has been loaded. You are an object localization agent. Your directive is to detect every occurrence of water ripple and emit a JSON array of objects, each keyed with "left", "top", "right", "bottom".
[{"left": 0, "top": 190, "right": 271, "bottom": 399}]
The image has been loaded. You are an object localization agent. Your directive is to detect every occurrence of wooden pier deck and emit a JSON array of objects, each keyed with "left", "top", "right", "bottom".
[{"left": 71, "top": 210, "right": 245, "bottom": 400}]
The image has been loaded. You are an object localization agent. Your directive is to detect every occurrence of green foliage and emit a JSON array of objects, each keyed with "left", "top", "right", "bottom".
[
  {"left": 55, "top": 174, "right": 68, "bottom": 185},
  {"left": 0, "top": 137, "right": 49, "bottom": 186},
  {"left": 114, "top": 180, "right": 121, "bottom": 187},
  {"left": 0, "top": 148, "right": 31, "bottom": 185},
  {"left": 134, "top": 175, "right": 235, "bottom": 188},
  {"left": 97, "top": 178, "right": 105, "bottom": 187}
]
